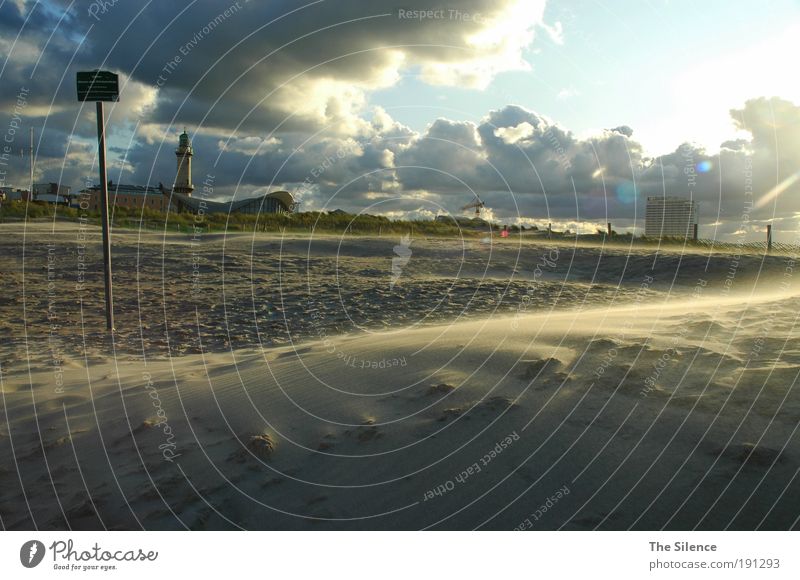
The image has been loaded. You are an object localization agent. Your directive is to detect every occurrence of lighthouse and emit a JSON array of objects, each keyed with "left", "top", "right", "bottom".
[{"left": 173, "top": 128, "right": 194, "bottom": 196}]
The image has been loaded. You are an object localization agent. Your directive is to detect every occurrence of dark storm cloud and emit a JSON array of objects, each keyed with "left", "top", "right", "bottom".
[
  {"left": 50, "top": 0, "right": 544, "bottom": 134},
  {"left": 390, "top": 105, "right": 648, "bottom": 220},
  {"left": 395, "top": 119, "right": 484, "bottom": 192},
  {"left": 3, "top": 1, "right": 799, "bottom": 237},
  {"left": 384, "top": 99, "right": 800, "bottom": 228},
  {"left": 2, "top": 0, "right": 544, "bottom": 193}
]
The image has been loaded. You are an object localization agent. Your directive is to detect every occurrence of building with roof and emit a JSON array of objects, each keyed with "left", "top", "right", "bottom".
[
  {"left": 0, "top": 186, "right": 31, "bottom": 202},
  {"left": 166, "top": 188, "right": 296, "bottom": 215},
  {"left": 33, "top": 182, "right": 72, "bottom": 204},
  {"left": 644, "top": 196, "right": 698, "bottom": 239},
  {"left": 1, "top": 184, "right": 69, "bottom": 204},
  {"left": 80, "top": 181, "right": 173, "bottom": 213}
]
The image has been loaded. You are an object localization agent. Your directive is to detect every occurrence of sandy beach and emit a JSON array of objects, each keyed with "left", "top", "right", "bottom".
[{"left": 1, "top": 221, "right": 799, "bottom": 530}]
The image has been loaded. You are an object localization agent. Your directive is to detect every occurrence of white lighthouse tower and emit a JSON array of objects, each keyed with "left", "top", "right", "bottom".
[{"left": 174, "top": 128, "right": 194, "bottom": 196}]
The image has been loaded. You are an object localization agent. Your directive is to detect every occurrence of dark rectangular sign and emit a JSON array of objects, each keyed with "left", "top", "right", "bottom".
[{"left": 77, "top": 70, "right": 119, "bottom": 102}]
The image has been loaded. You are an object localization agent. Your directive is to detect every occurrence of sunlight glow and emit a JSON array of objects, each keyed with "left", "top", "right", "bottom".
[{"left": 755, "top": 171, "right": 800, "bottom": 209}]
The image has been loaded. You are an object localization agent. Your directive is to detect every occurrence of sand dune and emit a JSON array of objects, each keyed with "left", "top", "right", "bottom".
[{"left": 1, "top": 223, "right": 799, "bottom": 530}]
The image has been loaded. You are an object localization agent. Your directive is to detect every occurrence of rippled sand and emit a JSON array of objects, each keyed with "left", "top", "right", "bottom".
[{"left": 1, "top": 222, "right": 799, "bottom": 530}]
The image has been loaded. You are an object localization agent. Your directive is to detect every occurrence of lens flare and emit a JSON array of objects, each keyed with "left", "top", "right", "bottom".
[
  {"left": 615, "top": 180, "right": 637, "bottom": 203},
  {"left": 696, "top": 160, "right": 713, "bottom": 173}
]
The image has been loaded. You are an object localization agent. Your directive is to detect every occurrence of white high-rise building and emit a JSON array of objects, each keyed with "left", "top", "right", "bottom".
[
  {"left": 645, "top": 196, "right": 698, "bottom": 239},
  {"left": 173, "top": 129, "right": 193, "bottom": 196}
]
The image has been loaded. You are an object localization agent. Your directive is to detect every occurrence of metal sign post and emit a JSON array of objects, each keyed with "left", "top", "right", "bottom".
[
  {"left": 95, "top": 100, "right": 114, "bottom": 331},
  {"left": 77, "top": 70, "right": 119, "bottom": 331}
]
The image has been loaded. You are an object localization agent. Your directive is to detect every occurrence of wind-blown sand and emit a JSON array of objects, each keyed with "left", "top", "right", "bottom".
[{"left": 1, "top": 222, "right": 799, "bottom": 530}]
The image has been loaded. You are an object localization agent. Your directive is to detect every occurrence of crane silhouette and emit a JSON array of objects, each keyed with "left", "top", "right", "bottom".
[{"left": 461, "top": 194, "right": 485, "bottom": 217}]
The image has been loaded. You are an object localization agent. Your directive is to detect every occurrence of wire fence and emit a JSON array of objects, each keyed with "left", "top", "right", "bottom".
[{"left": 688, "top": 238, "right": 798, "bottom": 255}]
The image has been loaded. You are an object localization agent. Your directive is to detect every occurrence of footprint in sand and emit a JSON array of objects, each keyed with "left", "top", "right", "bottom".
[
  {"left": 225, "top": 432, "right": 277, "bottom": 463},
  {"left": 273, "top": 346, "right": 313, "bottom": 360},
  {"left": 518, "top": 358, "right": 561, "bottom": 381},
  {"left": 715, "top": 443, "right": 788, "bottom": 467},
  {"left": 245, "top": 433, "right": 276, "bottom": 459},
  {"left": 314, "top": 432, "right": 338, "bottom": 451},
  {"left": 426, "top": 383, "right": 456, "bottom": 396},
  {"left": 43, "top": 435, "right": 72, "bottom": 450},
  {"left": 435, "top": 396, "right": 518, "bottom": 423},
  {"left": 436, "top": 407, "right": 465, "bottom": 422},
  {"left": 342, "top": 420, "right": 384, "bottom": 442}
]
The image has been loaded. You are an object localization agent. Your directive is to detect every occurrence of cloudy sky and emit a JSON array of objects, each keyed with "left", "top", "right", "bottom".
[{"left": 1, "top": 0, "right": 799, "bottom": 240}]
